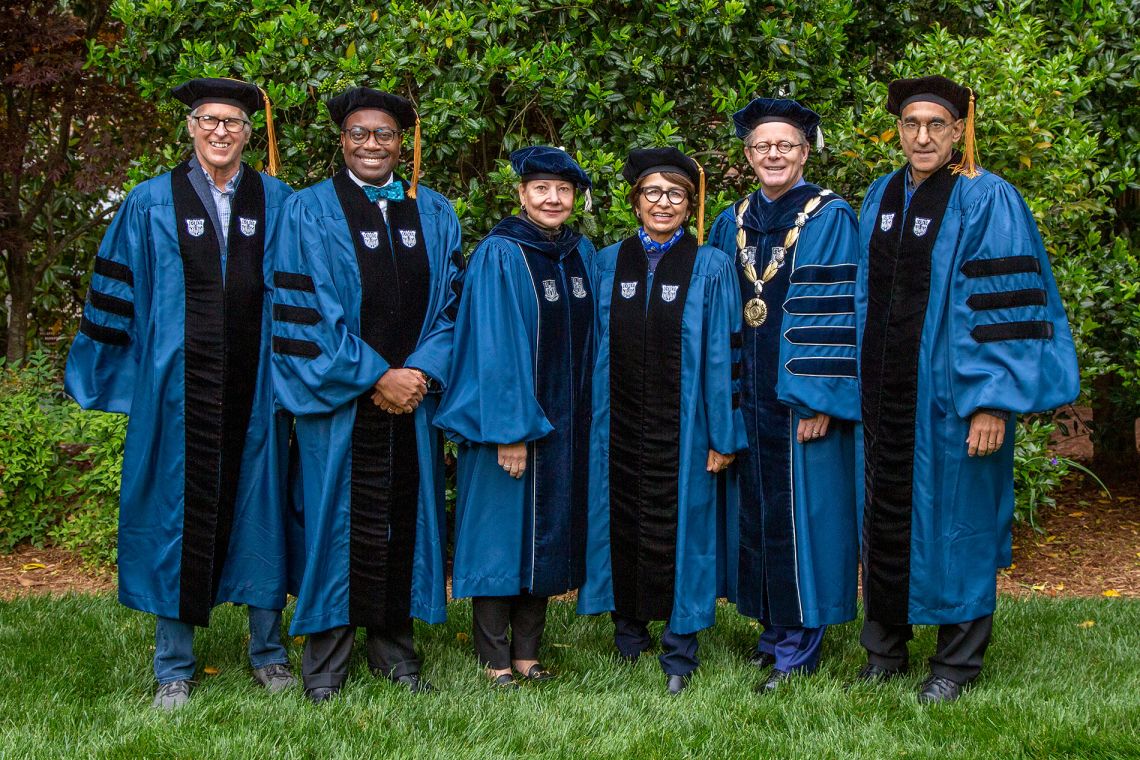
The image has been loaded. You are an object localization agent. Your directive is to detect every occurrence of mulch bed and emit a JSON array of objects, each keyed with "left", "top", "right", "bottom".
[{"left": 0, "top": 546, "right": 115, "bottom": 601}]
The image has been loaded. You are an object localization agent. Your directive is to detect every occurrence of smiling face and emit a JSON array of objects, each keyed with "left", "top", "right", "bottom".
[
  {"left": 340, "top": 108, "right": 401, "bottom": 184},
  {"left": 744, "top": 121, "right": 809, "bottom": 200},
  {"left": 187, "top": 103, "right": 251, "bottom": 180},
  {"left": 518, "top": 178, "right": 576, "bottom": 230},
  {"left": 898, "top": 100, "right": 964, "bottom": 182},
  {"left": 635, "top": 172, "right": 691, "bottom": 242}
]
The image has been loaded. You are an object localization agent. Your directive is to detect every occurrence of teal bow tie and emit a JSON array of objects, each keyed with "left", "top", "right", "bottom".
[{"left": 362, "top": 183, "right": 405, "bottom": 203}]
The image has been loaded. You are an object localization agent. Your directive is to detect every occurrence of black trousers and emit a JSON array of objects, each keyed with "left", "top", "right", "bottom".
[
  {"left": 860, "top": 613, "right": 994, "bottom": 684},
  {"left": 471, "top": 593, "right": 549, "bottom": 670},
  {"left": 611, "top": 612, "right": 700, "bottom": 677},
  {"left": 301, "top": 619, "right": 419, "bottom": 691}
]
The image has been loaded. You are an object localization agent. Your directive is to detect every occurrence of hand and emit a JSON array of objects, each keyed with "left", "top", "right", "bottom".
[
  {"left": 796, "top": 413, "right": 831, "bottom": 444},
  {"left": 706, "top": 449, "right": 735, "bottom": 473},
  {"left": 967, "top": 411, "right": 1007, "bottom": 457},
  {"left": 498, "top": 442, "right": 527, "bottom": 479},
  {"left": 372, "top": 368, "right": 427, "bottom": 414}
]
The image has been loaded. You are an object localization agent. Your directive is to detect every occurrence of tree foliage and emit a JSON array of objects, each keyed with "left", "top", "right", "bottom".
[{"left": 0, "top": 0, "right": 160, "bottom": 363}]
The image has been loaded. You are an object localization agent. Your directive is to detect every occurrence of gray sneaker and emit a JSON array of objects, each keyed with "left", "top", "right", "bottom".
[
  {"left": 152, "top": 679, "right": 192, "bottom": 710},
  {"left": 252, "top": 662, "right": 295, "bottom": 693}
]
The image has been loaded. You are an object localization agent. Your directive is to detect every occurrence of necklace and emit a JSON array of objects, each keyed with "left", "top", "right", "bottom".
[{"left": 735, "top": 190, "right": 831, "bottom": 327}]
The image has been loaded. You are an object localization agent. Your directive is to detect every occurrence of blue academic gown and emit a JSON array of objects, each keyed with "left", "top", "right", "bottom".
[
  {"left": 708, "top": 183, "right": 861, "bottom": 632},
  {"left": 577, "top": 232, "right": 746, "bottom": 635},
  {"left": 856, "top": 164, "right": 1078, "bottom": 625},
  {"left": 65, "top": 164, "right": 295, "bottom": 625},
  {"left": 436, "top": 217, "right": 596, "bottom": 599},
  {"left": 269, "top": 174, "right": 463, "bottom": 636}
]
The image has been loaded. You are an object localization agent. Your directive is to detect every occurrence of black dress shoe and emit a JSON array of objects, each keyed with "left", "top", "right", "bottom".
[
  {"left": 754, "top": 668, "right": 794, "bottom": 694},
  {"left": 748, "top": 651, "right": 776, "bottom": 669},
  {"left": 490, "top": 673, "right": 520, "bottom": 690},
  {"left": 666, "top": 674, "right": 690, "bottom": 695},
  {"left": 517, "top": 664, "right": 556, "bottom": 682},
  {"left": 853, "top": 662, "right": 908, "bottom": 684},
  {"left": 917, "top": 675, "right": 963, "bottom": 704},
  {"left": 391, "top": 673, "right": 434, "bottom": 693},
  {"left": 305, "top": 686, "right": 340, "bottom": 704}
]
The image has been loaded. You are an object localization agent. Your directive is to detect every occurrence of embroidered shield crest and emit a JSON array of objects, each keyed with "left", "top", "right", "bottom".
[
  {"left": 571, "top": 276, "right": 587, "bottom": 298},
  {"left": 361, "top": 231, "right": 380, "bottom": 249},
  {"left": 542, "top": 279, "right": 560, "bottom": 302},
  {"left": 661, "top": 284, "right": 679, "bottom": 303},
  {"left": 620, "top": 281, "right": 637, "bottom": 299},
  {"left": 186, "top": 218, "right": 205, "bottom": 237},
  {"left": 738, "top": 246, "right": 757, "bottom": 267},
  {"left": 880, "top": 213, "right": 895, "bottom": 232},
  {"left": 913, "top": 217, "right": 931, "bottom": 237},
  {"left": 399, "top": 229, "right": 417, "bottom": 247},
  {"left": 239, "top": 217, "right": 257, "bottom": 237},
  {"left": 771, "top": 246, "right": 787, "bottom": 262}
]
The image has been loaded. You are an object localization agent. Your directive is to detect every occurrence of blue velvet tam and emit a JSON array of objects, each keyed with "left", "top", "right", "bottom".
[
  {"left": 732, "top": 97, "right": 822, "bottom": 143},
  {"left": 510, "top": 145, "right": 592, "bottom": 190},
  {"left": 886, "top": 75, "right": 972, "bottom": 118},
  {"left": 621, "top": 147, "right": 701, "bottom": 187},
  {"left": 172, "top": 78, "right": 264, "bottom": 115},
  {"left": 326, "top": 87, "right": 417, "bottom": 129}
]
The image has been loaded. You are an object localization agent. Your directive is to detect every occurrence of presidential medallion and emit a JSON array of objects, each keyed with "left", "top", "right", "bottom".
[{"left": 744, "top": 297, "right": 768, "bottom": 328}]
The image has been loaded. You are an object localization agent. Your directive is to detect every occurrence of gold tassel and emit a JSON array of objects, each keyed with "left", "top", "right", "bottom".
[
  {"left": 408, "top": 113, "right": 421, "bottom": 199},
  {"left": 695, "top": 158, "right": 706, "bottom": 245},
  {"left": 259, "top": 85, "right": 281, "bottom": 177},
  {"left": 951, "top": 88, "right": 979, "bottom": 179}
]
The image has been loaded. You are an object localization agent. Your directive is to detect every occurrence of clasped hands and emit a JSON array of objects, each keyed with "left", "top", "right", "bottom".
[{"left": 371, "top": 367, "right": 427, "bottom": 414}]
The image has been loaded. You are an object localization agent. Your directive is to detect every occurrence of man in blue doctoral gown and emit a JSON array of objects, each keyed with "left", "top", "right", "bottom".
[
  {"left": 854, "top": 75, "right": 1079, "bottom": 703},
  {"left": 269, "top": 87, "right": 463, "bottom": 703},
  {"left": 709, "top": 98, "right": 861, "bottom": 693},
  {"left": 65, "top": 77, "right": 296, "bottom": 709},
  {"left": 578, "top": 148, "right": 746, "bottom": 695},
  {"left": 435, "top": 146, "right": 595, "bottom": 685}
]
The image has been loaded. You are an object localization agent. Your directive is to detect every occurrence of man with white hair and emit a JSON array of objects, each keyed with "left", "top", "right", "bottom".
[{"left": 66, "top": 77, "right": 296, "bottom": 709}]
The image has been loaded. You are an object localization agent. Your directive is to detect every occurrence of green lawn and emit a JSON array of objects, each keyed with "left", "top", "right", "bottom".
[{"left": 0, "top": 594, "right": 1137, "bottom": 759}]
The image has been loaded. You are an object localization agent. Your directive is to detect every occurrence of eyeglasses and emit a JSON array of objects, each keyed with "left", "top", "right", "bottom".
[
  {"left": 899, "top": 119, "right": 953, "bottom": 136},
  {"left": 641, "top": 186, "right": 688, "bottom": 205},
  {"left": 191, "top": 114, "right": 250, "bottom": 133},
  {"left": 342, "top": 126, "right": 401, "bottom": 146},
  {"left": 745, "top": 140, "right": 805, "bottom": 155}
]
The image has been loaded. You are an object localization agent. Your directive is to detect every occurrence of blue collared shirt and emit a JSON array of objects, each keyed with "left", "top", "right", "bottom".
[{"left": 188, "top": 156, "right": 242, "bottom": 276}]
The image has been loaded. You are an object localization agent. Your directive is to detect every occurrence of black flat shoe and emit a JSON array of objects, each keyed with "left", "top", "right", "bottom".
[
  {"left": 490, "top": 673, "right": 519, "bottom": 690},
  {"left": 305, "top": 686, "right": 340, "bottom": 704},
  {"left": 666, "top": 674, "right": 690, "bottom": 695},
  {"left": 917, "top": 674, "right": 964, "bottom": 704},
  {"left": 748, "top": 651, "right": 776, "bottom": 669},
  {"left": 853, "top": 662, "right": 908, "bottom": 683},
  {"left": 754, "top": 668, "right": 794, "bottom": 694},
  {"left": 517, "top": 664, "right": 556, "bottom": 682},
  {"left": 391, "top": 673, "right": 434, "bottom": 693}
]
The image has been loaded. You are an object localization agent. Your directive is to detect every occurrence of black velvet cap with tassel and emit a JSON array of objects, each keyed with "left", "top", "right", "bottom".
[
  {"left": 887, "top": 75, "right": 979, "bottom": 178},
  {"left": 326, "top": 86, "right": 422, "bottom": 197}
]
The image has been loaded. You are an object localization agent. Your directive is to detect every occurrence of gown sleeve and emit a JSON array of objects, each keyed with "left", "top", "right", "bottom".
[
  {"left": 406, "top": 196, "right": 465, "bottom": 387},
  {"left": 702, "top": 249, "right": 747, "bottom": 455},
  {"left": 269, "top": 193, "right": 390, "bottom": 415},
  {"left": 948, "top": 177, "right": 1080, "bottom": 417},
  {"left": 64, "top": 189, "right": 148, "bottom": 414},
  {"left": 776, "top": 200, "right": 862, "bottom": 421},
  {"left": 434, "top": 237, "right": 555, "bottom": 445}
]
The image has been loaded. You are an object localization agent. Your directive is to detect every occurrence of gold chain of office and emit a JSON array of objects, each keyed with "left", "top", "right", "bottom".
[{"left": 735, "top": 190, "right": 832, "bottom": 327}]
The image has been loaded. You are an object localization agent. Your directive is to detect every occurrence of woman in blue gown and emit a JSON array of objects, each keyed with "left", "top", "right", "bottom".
[
  {"left": 435, "top": 146, "right": 595, "bottom": 688},
  {"left": 577, "top": 147, "right": 746, "bottom": 695}
]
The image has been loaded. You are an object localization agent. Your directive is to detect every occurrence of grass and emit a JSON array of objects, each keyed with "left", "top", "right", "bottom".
[{"left": 0, "top": 595, "right": 1138, "bottom": 759}]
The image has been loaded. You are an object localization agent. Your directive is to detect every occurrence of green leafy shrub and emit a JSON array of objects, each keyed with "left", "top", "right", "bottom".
[
  {"left": 0, "top": 352, "right": 125, "bottom": 564},
  {"left": 1013, "top": 415, "right": 1106, "bottom": 531}
]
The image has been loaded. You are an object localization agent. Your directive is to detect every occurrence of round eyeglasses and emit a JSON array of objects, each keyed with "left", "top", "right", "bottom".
[
  {"left": 746, "top": 140, "right": 805, "bottom": 155},
  {"left": 342, "top": 126, "right": 401, "bottom": 146},
  {"left": 641, "top": 186, "right": 689, "bottom": 205}
]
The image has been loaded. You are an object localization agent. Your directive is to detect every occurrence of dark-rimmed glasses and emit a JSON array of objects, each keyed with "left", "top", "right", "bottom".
[
  {"left": 342, "top": 126, "right": 401, "bottom": 146},
  {"left": 641, "top": 186, "right": 688, "bottom": 205},
  {"left": 190, "top": 115, "right": 250, "bottom": 133}
]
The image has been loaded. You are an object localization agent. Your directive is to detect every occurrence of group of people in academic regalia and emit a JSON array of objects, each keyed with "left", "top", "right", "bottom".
[{"left": 66, "top": 71, "right": 1078, "bottom": 710}]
